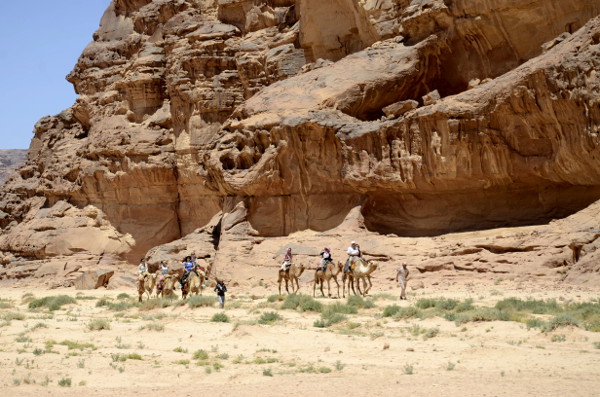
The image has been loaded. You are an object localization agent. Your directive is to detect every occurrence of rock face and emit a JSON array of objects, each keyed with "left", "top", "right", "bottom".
[
  {"left": 0, "top": 150, "right": 27, "bottom": 185},
  {"left": 1, "top": 0, "right": 600, "bottom": 286}
]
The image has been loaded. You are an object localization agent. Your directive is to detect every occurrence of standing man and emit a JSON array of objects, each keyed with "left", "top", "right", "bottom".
[
  {"left": 214, "top": 279, "right": 227, "bottom": 309},
  {"left": 396, "top": 261, "right": 410, "bottom": 300}
]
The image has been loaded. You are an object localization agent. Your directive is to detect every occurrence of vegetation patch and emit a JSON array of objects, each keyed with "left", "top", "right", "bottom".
[
  {"left": 87, "top": 318, "right": 111, "bottom": 331},
  {"left": 211, "top": 312, "right": 230, "bottom": 323},
  {"left": 258, "top": 311, "right": 282, "bottom": 325},
  {"left": 28, "top": 295, "right": 76, "bottom": 311},
  {"left": 281, "top": 294, "right": 323, "bottom": 312},
  {"left": 187, "top": 296, "right": 216, "bottom": 308}
]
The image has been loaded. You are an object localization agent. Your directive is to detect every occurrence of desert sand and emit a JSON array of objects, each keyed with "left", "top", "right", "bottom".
[{"left": 1, "top": 276, "right": 598, "bottom": 397}]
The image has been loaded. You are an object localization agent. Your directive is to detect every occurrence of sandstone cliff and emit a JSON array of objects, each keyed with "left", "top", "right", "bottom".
[{"left": 1, "top": 0, "right": 600, "bottom": 287}]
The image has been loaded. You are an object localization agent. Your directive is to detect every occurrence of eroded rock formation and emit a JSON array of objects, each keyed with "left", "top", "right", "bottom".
[
  {"left": 1, "top": 0, "right": 600, "bottom": 287},
  {"left": 0, "top": 150, "right": 27, "bottom": 185}
]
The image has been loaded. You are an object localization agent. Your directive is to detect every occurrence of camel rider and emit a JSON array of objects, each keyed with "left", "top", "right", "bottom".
[
  {"left": 190, "top": 252, "right": 197, "bottom": 265},
  {"left": 180, "top": 256, "right": 194, "bottom": 289},
  {"left": 345, "top": 241, "right": 361, "bottom": 272},
  {"left": 319, "top": 247, "right": 333, "bottom": 272},
  {"left": 138, "top": 258, "right": 148, "bottom": 288},
  {"left": 280, "top": 248, "right": 293, "bottom": 272},
  {"left": 157, "top": 261, "right": 168, "bottom": 292}
]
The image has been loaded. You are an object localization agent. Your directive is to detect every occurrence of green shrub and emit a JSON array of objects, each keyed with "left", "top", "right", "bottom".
[
  {"left": 139, "top": 298, "right": 173, "bottom": 311},
  {"left": 267, "top": 295, "right": 283, "bottom": 303},
  {"left": 139, "top": 322, "right": 165, "bottom": 331},
  {"left": 193, "top": 349, "right": 209, "bottom": 360},
  {"left": 262, "top": 368, "right": 273, "bottom": 376},
  {"left": 188, "top": 296, "right": 216, "bottom": 308},
  {"left": 117, "top": 293, "right": 131, "bottom": 300},
  {"left": 59, "top": 340, "right": 96, "bottom": 350},
  {"left": 525, "top": 318, "right": 545, "bottom": 329},
  {"left": 322, "top": 302, "right": 357, "bottom": 316},
  {"left": 382, "top": 305, "right": 400, "bottom": 317},
  {"left": 544, "top": 315, "right": 581, "bottom": 332},
  {"left": 58, "top": 377, "right": 71, "bottom": 387},
  {"left": 3, "top": 312, "right": 25, "bottom": 321},
  {"left": 314, "top": 311, "right": 347, "bottom": 328},
  {"left": 28, "top": 295, "right": 76, "bottom": 311},
  {"left": 87, "top": 318, "right": 111, "bottom": 331},
  {"left": 211, "top": 312, "right": 229, "bottom": 323},
  {"left": 258, "top": 311, "right": 282, "bottom": 325},
  {"left": 281, "top": 294, "right": 322, "bottom": 312},
  {"left": 395, "top": 306, "right": 421, "bottom": 319}
]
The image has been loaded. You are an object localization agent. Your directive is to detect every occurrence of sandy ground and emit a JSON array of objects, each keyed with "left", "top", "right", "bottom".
[{"left": 0, "top": 279, "right": 599, "bottom": 397}]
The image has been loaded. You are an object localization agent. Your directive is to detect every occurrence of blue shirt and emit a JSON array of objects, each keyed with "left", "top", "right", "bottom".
[{"left": 184, "top": 261, "right": 194, "bottom": 271}]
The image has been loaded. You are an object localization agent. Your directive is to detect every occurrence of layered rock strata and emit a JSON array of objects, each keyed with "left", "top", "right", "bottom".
[{"left": 1, "top": 0, "right": 600, "bottom": 286}]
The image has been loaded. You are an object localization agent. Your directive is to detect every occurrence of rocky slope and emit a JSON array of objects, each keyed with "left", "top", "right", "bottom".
[
  {"left": 1, "top": 0, "right": 600, "bottom": 287},
  {"left": 0, "top": 150, "right": 27, "bottom": 185}
]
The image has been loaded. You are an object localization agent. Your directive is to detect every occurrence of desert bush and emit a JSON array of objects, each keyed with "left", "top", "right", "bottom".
[
  {"left": 29, "top": 295, "right": 76, "bottom": 311},
  {"left": 281, "top": 294, "right": 322, "bottom": 312},
  {"left": 117, "top": 293, "right": 131, "bottom": 300},
  {"left": 267, "top": 295, "right": 284, "bottom": 303},
  {"left": 525, "top": 318, "right": 545, "bottom": 329},
  {"left": 59, "top": 340, "right": 96, "bottom": 350},
  {"left": 192, "top": 349, "right": 209, "bottom": 360},
  {"left": 314, "top": 311, "right": 346, "bottom": 328},
  {"left": 58, "top": 377, "right": 71, "bottom": 387},
  {"left": 87, "top": 318, "right": 110, "bottom": 331},
  {"left": 0, "top": 298, "right": 14, "bottom": 309},
  {"left": 139, "top": 322, "right": 165, "bottom": 331},
  {"left": 211, "top": 312, "right": 229, "bottom": 323},
  {"left": 543, "top": 315, "right": 581, "bottom": 332},
  {"left": 322, "top": 302, "right": 357, "bottom": 316},
  {"left": 495, "top": 298, "right": 560, "bottom": 314},
  {"left": 258, "top": 311, "right": 282, "bottom": 325},
  {"left": 3, "top": 312, "right": 25, "bottom": 321},
  {"left": 262, "top": 368, "right": 273, "bottom": 376},
  {"left": 139, "top": 298, "right": 173, "bottom": 311},
  {"left": 346, "top": 295, "right": 375, "bottom": 309},
  {"left": 188, "top": 296, "right": 216, "bottom": 308},
  {"left": 382, "top": 305, "right": 400, "bottom": 317}
]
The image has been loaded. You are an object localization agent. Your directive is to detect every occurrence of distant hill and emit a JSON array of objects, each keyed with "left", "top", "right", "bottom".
[{"left": 0, "top": 149, "right": 27, "bottom": 185}]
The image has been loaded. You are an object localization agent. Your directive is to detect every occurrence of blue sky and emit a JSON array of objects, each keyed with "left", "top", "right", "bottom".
[{"left": 0, "top": 1, "right": 112, "bottom": 149}]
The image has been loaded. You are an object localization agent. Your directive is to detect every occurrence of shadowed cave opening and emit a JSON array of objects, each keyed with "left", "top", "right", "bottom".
[{"left": 360, "top": 185, "right": 600, "bottom": 237}]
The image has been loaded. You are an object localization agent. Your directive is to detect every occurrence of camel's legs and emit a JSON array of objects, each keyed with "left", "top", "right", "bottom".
[
  {"left": 293, "top": 277, "right": 300, "bottom": 293},
  {"left": 364, "top": 276, "right": 372, "bottom": 295},
  {"left": 351, "top": 276, "right": 359, "bottom": 296},
  {"left": 278, "top": 273, "right": 283, "bottom": 295},
  {"left": 332, "top": 276, "right": 340, "bottom": 298}
]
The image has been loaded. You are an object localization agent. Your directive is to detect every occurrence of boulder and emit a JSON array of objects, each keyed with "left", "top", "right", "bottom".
[{"left": 74, "top": 269, "right": 115, "bottom": 290}]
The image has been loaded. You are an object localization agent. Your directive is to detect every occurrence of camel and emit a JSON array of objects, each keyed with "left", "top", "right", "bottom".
[
  {"left": 313, "top": 261, "right": 343, "bottom": 298},
  {"left": 342, "top": 259, "right": 378, "bottom": 297},
  {"left": 157, "top": 274, "right": 176, "bottom": 298},
  {"left": 138, "top": 273, "right": 157, "bottom": 302},
  {"left": 181, "top": 264, "right": 212, "bottom": 299},
  {"left": 278, "top": 263, "right": 305, "bottom": 294}
]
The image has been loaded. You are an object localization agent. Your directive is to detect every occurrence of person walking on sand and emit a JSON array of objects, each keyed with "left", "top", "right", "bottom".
[
  {"left": 396, "top": 261, "right": 409, "bottom": 300},
  {"left": 214, "top": 278, "right": 227, "bottom": 308}
]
